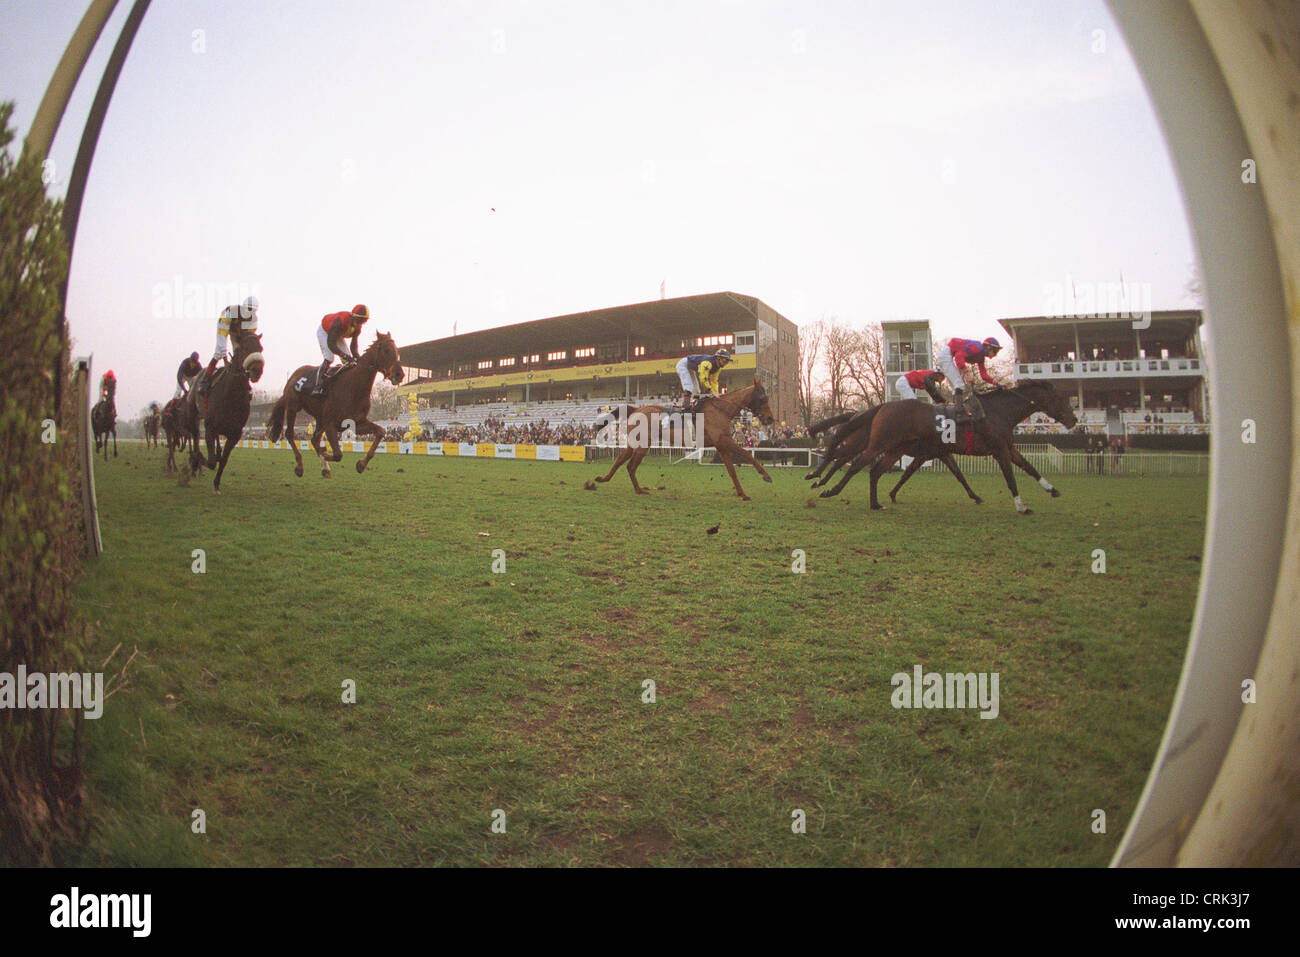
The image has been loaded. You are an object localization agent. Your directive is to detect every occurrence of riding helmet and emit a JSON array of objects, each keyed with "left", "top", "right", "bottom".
[
  {"left": 352, "top": 304, "right": 370, "bottom": 321},
  {"left": 714, "top": 347, "right": 732, "bottom": 360},
  {"left": 983, "top": 336, "right": 1001, "bottom": 351}
]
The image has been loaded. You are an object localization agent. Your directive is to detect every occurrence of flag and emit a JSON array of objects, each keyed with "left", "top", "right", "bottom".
[{"left": 660, "top": 280, "right": 665, "bottom": 300}]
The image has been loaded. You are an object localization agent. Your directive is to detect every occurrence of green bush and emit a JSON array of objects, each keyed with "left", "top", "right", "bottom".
[{"left": 0, "top": 101, "right": 87, "bottom": 865}]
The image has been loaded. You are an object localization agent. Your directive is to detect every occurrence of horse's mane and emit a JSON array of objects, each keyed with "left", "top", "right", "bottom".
[{"left": 360, "top": 332, "right": 394, "bottom": 360}]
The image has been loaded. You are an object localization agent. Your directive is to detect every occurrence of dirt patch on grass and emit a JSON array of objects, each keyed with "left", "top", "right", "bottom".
[
  {"left": 606, "top": 825, "right": 673, "bottom": 866},
  {"left": 691, "top": 688, "right": 731, "bottom": 714},
  {"left": 597, "top": 607, "right": 639, "bottom": 624}
]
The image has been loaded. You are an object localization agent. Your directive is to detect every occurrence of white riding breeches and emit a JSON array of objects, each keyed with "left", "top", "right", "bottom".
[
  {"left": 675, "top": 358, "right": 700, "bottom": 393},
  {"left": 935, "top": 347, "right": 967, "bottom": 394},
  {"left": 318, "top": 326, "right": 352, "bottom": 362},
  {"left": 895, "top": 375, "right": 918, "bottom": 401}
]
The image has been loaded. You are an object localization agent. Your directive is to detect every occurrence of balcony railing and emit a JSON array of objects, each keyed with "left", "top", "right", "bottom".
[{"left": 1017, "top": 358, "right": 1202, "bottom": 378}]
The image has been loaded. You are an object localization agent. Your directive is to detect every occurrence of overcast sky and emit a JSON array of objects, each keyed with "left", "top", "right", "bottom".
[{"left": 1, "top": 0, "right": 1199, "bottom": 415}]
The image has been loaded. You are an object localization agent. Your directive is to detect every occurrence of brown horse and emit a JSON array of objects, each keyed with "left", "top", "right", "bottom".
[
  {"left": 266, "top": 332, "right": 404, "bottom": 477},
  {"left": 593, "top": 378, "right": 777, "bottom": 499},
  {"left": 160, "top": 397, "right": 189, "bottom": 472},
  {"left": 817, "top": 380, "right": 1077, "bottom": 513},
  {"left": 143, "top": 405, "right": 161, "bottom": 449},
  {"left": 91, "top": 380, "right": 117, "bottom": 460},
  {"left": 806, "top": 404, "right": 985, "bottom": 504},
  {"left": 182, "top": 330, "right": 265, "bottom": 492}
]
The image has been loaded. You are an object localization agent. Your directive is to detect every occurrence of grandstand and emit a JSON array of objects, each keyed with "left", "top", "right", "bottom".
[
  {"left": 997, "top": 309, "right": 1208, "bottom": 436},
  {"left": 394, "top": 292, "right": 799, "bottom": 427}
]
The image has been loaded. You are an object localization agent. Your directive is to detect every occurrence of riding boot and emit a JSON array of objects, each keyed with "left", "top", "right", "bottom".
[
  {"left": 969, "top": 393, "right": 986, "bottom": 422},
  {"left": 198, "top": 359, "right": 218, "bottom": 397},
  {"left": 312, "top": 361, "right": 331, "bottom": 396},
  {"left": 952, "top": 389, "right": 966, "bottom": 420}
]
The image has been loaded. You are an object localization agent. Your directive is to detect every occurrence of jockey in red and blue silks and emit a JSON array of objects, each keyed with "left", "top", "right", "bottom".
[
  {"left": 934, "top": 336, "right": 1003, "bottom": 416},
  {"left": 895, "top": 368, "right": 946, "bottom": 402}
]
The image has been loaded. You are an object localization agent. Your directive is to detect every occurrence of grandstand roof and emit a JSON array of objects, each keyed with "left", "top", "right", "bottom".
[
  {"left": 400, "top": 291, "right": 778, "bottom": 368},
  {"left": 998, "top": 310, "right": 1203, "bottom": 348}
]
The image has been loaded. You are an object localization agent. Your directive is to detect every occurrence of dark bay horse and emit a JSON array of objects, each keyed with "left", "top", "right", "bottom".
[
  {"left": 143, "top": 405, "right": 161, "bottom": 449},
  {"left": 805, "top": 404, "right": 985, "bottom": 504},
  {"left": 182, "top": 330, "right": 265, "bottom": 492},
  {"left": 818, "top": 380, "right": 1078, "bottom": 513},
  {"left": 91, "top": 380, "right": 117, "bottom": 460},
  {"left": 266, "top": 332, "right": 404, "bottom": 477},
  {"left": 160, "top": 397, "right": 188, "bottom": 472},
  {"left": 593, "top": 378, "right": 776, "bottom": 500}
]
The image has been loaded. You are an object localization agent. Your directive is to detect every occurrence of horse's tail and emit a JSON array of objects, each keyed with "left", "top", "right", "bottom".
[
  {"left": 267, "top": 396, "right": 287, "bottom": 442},
  {"left": 809, "top": 412, "right": 854, "bottom": 436}
]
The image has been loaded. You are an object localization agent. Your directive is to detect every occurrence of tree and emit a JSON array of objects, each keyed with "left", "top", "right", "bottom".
[
  {"left": 823, "top": 320, "right": 859, "bottom": 413},
  {"left": 370, "top": 380, "right": 402, "bottom": 420},
  {"left": 841, "top": 321, "right": 887, "bottom": 407},
  {"left": 796, "top": 318, "right": 825, "bottom": 429}
]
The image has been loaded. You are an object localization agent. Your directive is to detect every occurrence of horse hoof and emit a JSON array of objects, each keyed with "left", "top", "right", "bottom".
[
  {"left": 973, "top": 497, "right": 984, "bottom": 505},
  {"left": 1049, "top": 489, "right": 1061, "bottom": 498},
  {"left": 294, "top": 466, "right": 303, "bottom": 477},
  {"left": 740, "top": 495, "right": 751, "bottom": 501},
  {"left": 322, "top": 470, "right": 331, "bottom": 478},
  {"left": 1018, "top": 508, "right": 1033, "bottom": 516},
  {"left": 762, "top": 474, "right": 773, "bottom": 483},
  {"left": 819, "top": 489, "right": 835, "bottom": 498},
  {"left": 356, "top": 461, "right": 365, "bottom": 473},
  {"left": 871, "top": 504, "right": 885, "bottom": 511}
]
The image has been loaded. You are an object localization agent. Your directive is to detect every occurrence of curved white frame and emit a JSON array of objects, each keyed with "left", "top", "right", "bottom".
[{"left": 1106, "top": 1, "right": 1293, "bottom": 866}]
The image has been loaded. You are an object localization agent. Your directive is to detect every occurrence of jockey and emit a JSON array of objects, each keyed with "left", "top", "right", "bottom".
[
  {"left": 313, "top": 304, "right": 370, "bottom": 395},
  {"left": 199, "top": 296, "right": 259, "bottom": 398},
  {"left": 99, "top": 370, "right": 115, "bottom": 398},
  {"left": 935, "top": 336, "right": 1003, "bottom": 416},
  {"left": 675, "top": 347, "right": 732, "bottom": 412},
  {"left": 174, "top": 351, "right": 203, "bottom": 399},
  {"left": 895, "top": 368, "right": 946, "bottom": 403}
]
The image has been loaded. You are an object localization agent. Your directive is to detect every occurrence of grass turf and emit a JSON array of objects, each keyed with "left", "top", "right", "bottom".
[{"left": 71, "top": 442, "right": 1207, "bottom": 866}]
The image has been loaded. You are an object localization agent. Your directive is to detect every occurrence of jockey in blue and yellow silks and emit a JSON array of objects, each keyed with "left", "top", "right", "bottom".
[{"left": 675, "top": 347, "right": 732, "bottom": 411}]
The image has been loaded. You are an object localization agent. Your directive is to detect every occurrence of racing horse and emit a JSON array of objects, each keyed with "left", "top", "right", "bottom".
[
  {"left": 182, "top": 329, "right": 265, "bottom": 492},
  {"left": 805, "top": 404, "right": 986, "bottom": 505},
  {"left": 265, "top": 332, "right": 405, "bottom": 477},
  {"left": 817, "top": 380, "right": 1078, "bottom": 513},
  {"left": 91, "top": 378, "right": 117, "bottom": 460},
  {"left": 160, "top": 397, "right": 189, "bottom": 472},
  {"left": 143, "top": 404, "right": 161, "bottom": 450},
  {"left": 593, "top": 378, "right": 777, "bottom": 500}
]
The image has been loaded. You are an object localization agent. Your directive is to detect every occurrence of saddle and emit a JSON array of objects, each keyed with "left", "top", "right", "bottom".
[
  {"left": 297, "top": 362, "right": 350, "bottom": 396},
  {"left": 936, "top": 396, "right": 984, "bottom": 423}
]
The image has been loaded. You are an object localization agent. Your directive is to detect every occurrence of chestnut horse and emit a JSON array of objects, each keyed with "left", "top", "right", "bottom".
[
  {"left": 266, "top": 332, "right": 405, "bottom": 477},
  {"left": 593, "top": 378, "right": 776, "bottom": 500},
  {"left": 817, "top": 380, "right": 1078, "bottom": 513},
  {"left": 182, "top": 329, "right": 265, "bottom": 492}
]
